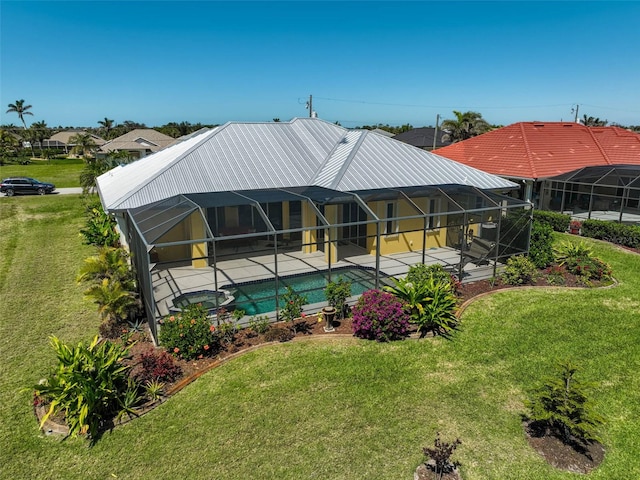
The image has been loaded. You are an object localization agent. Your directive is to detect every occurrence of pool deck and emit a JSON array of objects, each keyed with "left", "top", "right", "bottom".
[{"left": 151, "top": 245, "right": 499, "bottom": 320}]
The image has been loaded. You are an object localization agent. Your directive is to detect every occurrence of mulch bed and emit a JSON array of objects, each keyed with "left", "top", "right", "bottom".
[{"left": 524, "top": 421, "right": 605, "bottom": 474}]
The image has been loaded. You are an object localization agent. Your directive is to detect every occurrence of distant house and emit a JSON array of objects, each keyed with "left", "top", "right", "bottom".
[
  {"left": 42, "top": 130, "right": 106, "bottom": 153},
  {"left": 97, "top": 129, "right": 177, "bottom": 161},
  {"left": 394, "top": 127, "right": 451, "bottom": 151},
  {"left": 433, "top": 122, "right": 640, "bottom": 222},
  {"left": 96, "top": 118, "right": 532, "bottom": 342}
]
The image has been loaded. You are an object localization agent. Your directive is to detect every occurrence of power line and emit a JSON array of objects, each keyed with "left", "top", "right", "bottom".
[{"left": 312, "top": 96, "right": 574, "bottom": 111}]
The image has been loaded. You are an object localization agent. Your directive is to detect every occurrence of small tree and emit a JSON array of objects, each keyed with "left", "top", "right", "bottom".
[
  {"left": 525, "top": 360, "right": 604, "bottom": 445},
  {"left": 324, "top": 277, "right": 351, "bottom": 320},
  {"left": 280, "top": 286, "right": 307, "bottom": 333},
  {"left": 528, "top": 221, "right": 554, "bottom": 268},
  {"left": 422, "top": 432, "right": 462, "bottom": 480}
]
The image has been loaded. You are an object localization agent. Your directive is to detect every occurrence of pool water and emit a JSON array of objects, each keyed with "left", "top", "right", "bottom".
[{"left": 223, "top": 267, "right": 389, "bottom": 316}]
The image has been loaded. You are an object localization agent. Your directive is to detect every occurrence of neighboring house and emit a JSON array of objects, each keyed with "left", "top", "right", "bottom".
[
  {"left": 43, "top": 130, "right": 106, "bottom": 153},
  {"left": 394, "top": 127, "right": 452, "bottom": 151},
  {"left": 97, "top": 129, "right": 177, "bottom": 161},
  {"left": 370, "top": 128, "right": 395, "bottom": 138},
  {"left": 433, "top": 122, "right": 640, "bottom": 210},
  {"left": 96, "top": 118, "right": 531, "bottom": 342}
]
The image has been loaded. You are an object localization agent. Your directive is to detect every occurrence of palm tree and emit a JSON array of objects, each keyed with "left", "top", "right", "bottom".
[
  {"left": 98, "top": 117, "right": 115, "bottom": 139},
  {"left": 6, "top": 99, "right": 34, "bottom": 156},
  {"left": 69, "top": 132, "right": 97, "bottom": 158},
  {"left": 79, "top": 158, "right": 111, "bottom": 194},
  {"left": 0, "top": 129, "right": 19, "bottom": 157},
  {"left": 84, "top": 278, "right": 137, "bottom": 324},
  {"left": 440, "top": 111, "right": 492, "bottom": 143},
  {"left": 77, "top": 246, "right": 135, "bottom": 290},
  {"left": 30, "top": 120, "right": 50, "bottom": 152}
]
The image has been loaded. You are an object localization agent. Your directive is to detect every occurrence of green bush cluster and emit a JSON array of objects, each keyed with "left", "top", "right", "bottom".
[
  {"left": 554, "top": 241, "right": 612, "bottom": 281},
  {"left": 35, "top": 336, "right": 140, "bottom": 442},
  {"left": 324, "top": 277, "right": 352, "bottom": 319},
  {"left": 581, "top": 219, "right": 640, "bottom": 249},
  {"left": 532, "top": 210, "right": 571, "bottom": 232},
  {"left": 500, "top": 255, "right": 538, "bottom": 285},
  {"left": 280, "top": 286, "right": 307, "bottom": 329},
  {"left": 526, "top": 361, "right": 603, "bottom": 445},
  {"left": 80, "top": 199, "right": 120, "bottom": 248},
  {"left": 158, "top": 304, "right": 219, "bottom": 360},
  {"left": 385, "top": 275, "right": 458, "bottom": 337},
  {"left": 528, "top": 221, "right": 555, "bottom": 268},
  {"left": 406, "top": 263, "right": 460, "bottom": 293}
]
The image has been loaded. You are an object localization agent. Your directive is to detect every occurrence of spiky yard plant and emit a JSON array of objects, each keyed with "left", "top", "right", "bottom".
[{"left": 525, "top": 360, "right": 604, "bottom": 445}]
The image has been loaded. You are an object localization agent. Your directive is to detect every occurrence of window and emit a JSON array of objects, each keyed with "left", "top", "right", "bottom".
[
  {"left": 385, "top": 202, "right": 398, "bottom": 235},
  {"left": 427, "top": 198, "right": 441, "bottom": 229}
]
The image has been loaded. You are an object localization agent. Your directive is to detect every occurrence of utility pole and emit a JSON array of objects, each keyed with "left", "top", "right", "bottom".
[
  {"left": 573, "top": 104, "right": 580, "bottom": 123},
  {"left": 306, "top": 95, "right": 313, "bottom": 118},
  {"left": 433, "top": 113, "right": 440, "bottom": 150}
]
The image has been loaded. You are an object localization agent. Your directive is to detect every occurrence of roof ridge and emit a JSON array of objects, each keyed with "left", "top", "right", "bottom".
[
  {"left": 308, "top": 130, "right": 350, "bottom": 181},
  {"left": 585, "top": 126, "right": 614, "bottom": 165},
  {"left": 327, "top": 130, "right": 368, "bottom": 189},
  {"left": 519, "top": 123, "right": 538, "bottom": 179},
  {"left": 105, "top": 127, "right": 221, "bottom": 210}
]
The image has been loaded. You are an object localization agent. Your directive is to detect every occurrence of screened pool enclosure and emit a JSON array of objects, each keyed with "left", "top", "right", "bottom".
[
  {"left": 540, "top": 165, "right": 640, "bottom": 224},
  {"left": 120, "top": 185, "right": 532, "bottom": 342}
]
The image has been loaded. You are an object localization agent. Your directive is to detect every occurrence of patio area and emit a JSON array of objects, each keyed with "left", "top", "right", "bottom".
[{"left": 151, "top": 245, "right": 500, "bottom": 322}]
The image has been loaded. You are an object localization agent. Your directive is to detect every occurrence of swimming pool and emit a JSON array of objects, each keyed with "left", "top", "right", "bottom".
[{"left": 222, "top": 267, "right": 390, "bottom": 316}]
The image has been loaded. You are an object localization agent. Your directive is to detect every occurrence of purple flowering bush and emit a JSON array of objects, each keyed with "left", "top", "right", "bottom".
[{"left": 351, "top": 289, "right": 410, "bottom": 342}]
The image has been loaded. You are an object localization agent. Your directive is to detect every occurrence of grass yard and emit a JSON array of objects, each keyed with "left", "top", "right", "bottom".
[
  {"left": 0, "top": 158, "right": 83, "bottom": 188},
  {"left": 1, "top": 195, "right": 639, "bottom": 479}
]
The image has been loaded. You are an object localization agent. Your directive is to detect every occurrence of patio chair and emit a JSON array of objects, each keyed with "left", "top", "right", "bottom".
[{"left": 444, "top": 237, "right": 497, "bottom": 276}]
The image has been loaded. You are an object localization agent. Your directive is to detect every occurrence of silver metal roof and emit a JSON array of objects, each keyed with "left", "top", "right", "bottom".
[{"left": 98, "top": 118, "right": 518, "bottom": 211}]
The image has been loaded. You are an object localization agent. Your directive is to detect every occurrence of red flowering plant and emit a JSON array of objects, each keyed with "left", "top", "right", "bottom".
[
  {"left": 279, "top": 286, "right": 307, "bottom": 334},
  {"left": 352, "top": 289, "right": 410, "bottom": 342},
  {"left": 158, "top": 304, "right": 220, "bottom": 360}
]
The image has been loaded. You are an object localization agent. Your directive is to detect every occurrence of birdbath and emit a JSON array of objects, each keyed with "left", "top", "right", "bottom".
[{"left": 322, "top": 306, "right": 336, "bottom": 333}]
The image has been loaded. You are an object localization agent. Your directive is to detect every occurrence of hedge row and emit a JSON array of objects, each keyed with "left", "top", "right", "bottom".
[
  {"left": 581, "top": 219, "right": 640, "bottom": 249},
  {"left": 532, "top": 210, "right": 571, "bottom": 232}
]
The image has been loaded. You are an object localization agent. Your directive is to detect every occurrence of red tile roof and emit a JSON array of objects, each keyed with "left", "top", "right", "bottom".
[{"left": 432, "top": 122, "right": 640, "bottom": 180}]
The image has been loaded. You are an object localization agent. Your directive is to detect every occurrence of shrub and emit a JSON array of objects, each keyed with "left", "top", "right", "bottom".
[
  {"left": 422, "top": 433, "right": 462, "bottom": 480},
  {"left": 500, "top": 255, "right": 538, "bottom": 285},
  {"left": 385, "top": 276, "right": 457, "bottom": 336},
  {"left": 406, "top": 263, "right": 460, "bottom": 294},
  {"left": 544, "top": 265, "right": 566, "bottom": 285},
  {"left": 525, "top": 360, "right": 604, "bottom": 445},
  {"left": 158, "top": 304, "right": 219, "bottom": 360},
  {"left": 35, "top": 336, "right": 139, "bottom": 442},
  {"left": 419, "top": 278, "right": 458, "bottom": 336},
  {"left": 566, "top": 255, "right": 612, "bottom": 281},
  {"left": 351, "top": 289, "right": 410, "bottom": 342},
  {"left": 528, "top": 221, "right": 554, "bottom": 268},
  {"left": 248, "top": 315, "right": 271, "bottom": 335},
  {"left": 554, "top": 240, "right": 593, "bottom": 265},
  {"left": 280, "top": 286, "right": 306, "bottom": 321},
  {"left": 324, "top": 277, "right": 352, "bottom": 320},
  {"left": 581, "top": 219, "right": 640, "bottom": 248},
  {"left": 280, "top": 286, "right": 307, "bottom": 333},
  {"left": 80, "top": 201, "right": 120, "bottom": 247},
  {"left": 533, "top": 210, "right": 571, "bottom": 232},
  {"left": 131, "top": 347, "right": 182, "bottom": 384}
]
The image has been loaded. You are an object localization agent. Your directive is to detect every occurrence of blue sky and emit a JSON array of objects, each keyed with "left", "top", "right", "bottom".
[{"left": 1, "top": 1, "right": 639, "bottom": 128}]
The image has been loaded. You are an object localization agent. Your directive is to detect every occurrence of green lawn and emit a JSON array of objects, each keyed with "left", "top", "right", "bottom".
[
  {"left": 0, "top": 158, "right": 83, "bottom": 188},
  {"left": 1, "top": 195, "right": 639, "bottom": 479}
]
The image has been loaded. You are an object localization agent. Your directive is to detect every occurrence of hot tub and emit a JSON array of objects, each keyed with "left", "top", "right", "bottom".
[{"left": 170, "top": 289, "right": 235, "bottom": 316}]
